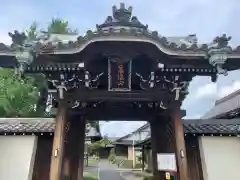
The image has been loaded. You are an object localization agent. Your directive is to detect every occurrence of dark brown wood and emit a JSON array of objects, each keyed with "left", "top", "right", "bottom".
[
  {"left": 32, "top": 136, "right": 53, "bottom": 180},
  {"left": 66, "top": 90, "right": 174, "bottom": 102},
  {"left": 49, "top": 103, "right": 67, "bottom": 180},
  {"left": 73, "top": 117, "right": 86, "bottom": 180},
  {"left": 141, "top": 145, "right": 145, "bottom": 171},
  {"left": 63, "top": 116, "right": 86, "bottom": 180},
  {"left": 62, "top": 118, "right": 71, "bottom": 180},
  {"left": 69, "top": 105, "right": 185, "bottom": 121},
  {"left": 172, "top": 102, "right": 189, "bottom": 180},
  {"left": 185, "top": 136, "right": 204, "bottom": 180},
  {"left": 150, "top": 118, "right": 176, "bottom": 180},
  {"left": 147, "top": 149, "right": 153, "bottom": 172}
]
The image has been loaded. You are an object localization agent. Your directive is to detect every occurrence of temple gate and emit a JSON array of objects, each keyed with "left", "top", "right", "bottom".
[{"left": 0, "top": 3, "right": 240, "bottom": 180}]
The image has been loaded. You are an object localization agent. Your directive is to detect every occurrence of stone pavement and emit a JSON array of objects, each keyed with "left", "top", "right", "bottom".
[
  {"left": 98, "top": 159, "right": 124, "bottom": 180},
  {"left": 120, "top": 171, "right": 152, "bottom": 180},
  {"left": 84, "top": 159, "right": 146, "bottom": 180}
]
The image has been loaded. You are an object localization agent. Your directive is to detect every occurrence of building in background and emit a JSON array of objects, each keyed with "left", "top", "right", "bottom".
[{"left": 202, "top": 89, "right": 240, "bottom": 119}]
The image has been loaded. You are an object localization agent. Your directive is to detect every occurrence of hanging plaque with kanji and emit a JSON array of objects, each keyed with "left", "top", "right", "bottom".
[{"left": 108, "top": 57, "right": 132, "bottom": 91}]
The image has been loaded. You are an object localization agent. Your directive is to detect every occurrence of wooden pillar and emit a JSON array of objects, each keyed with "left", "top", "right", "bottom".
[
  {"left": 147, "top": 149, "right": 153, "bottom": 172},
  {"left": 63, "top": 116, "right": 86, "bottom": 180},
  {"left": 172, "top": 102, "right": 189, "bottom": 180},
  {"left": 62, "top": 117, "right": 71, "bottom": 180},
  {"left": 141, "top": 145, "right": 144, "bottom": 171},
  {"left": 49, "top": 103, "right": 67, "bottom": 180},
  {"left": 62, "top": 157, "right": 70, "bottom": 179},
  {"left": 150, "top": 118, "right": 174, "bottom": 180},
  {"left": 76, "top": 117, "right": 86, "bottom": 180}
]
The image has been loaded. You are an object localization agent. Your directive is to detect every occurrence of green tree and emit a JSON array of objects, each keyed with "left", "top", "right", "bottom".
[
  {"left": 47, "top": 18, "right": 78, "bottom": 34},
  {"left": 0, "top": 17, "right": 102, "bottom": 136},
  {"left": 25, "top": 21, "right": 38, "bottom": 40},
  {"left": 0, "top": 69, "right": 44, "bottom": 117},
  {"left": 87, "top": 138, "right": 112, "bottom": 156}
]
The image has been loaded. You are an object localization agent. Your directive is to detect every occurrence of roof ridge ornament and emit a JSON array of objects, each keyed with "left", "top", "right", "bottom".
[
  {"left": 206, "top": 34, "right": 232, "bottom": 76},
  {"left": 8, "top": 30, "right": 27, "bottom": 48},
  {"left": 8, "top": 30, "right": 34, "bottom": 76},
  {"left": 112, "top": 3, "right": 132, "bottom": 22},
  {"left": 96, "top": 3, "right": 148, "bottom": 29},
  {"left": 213, "top": 34, "right": 232, "bottom": 49}
]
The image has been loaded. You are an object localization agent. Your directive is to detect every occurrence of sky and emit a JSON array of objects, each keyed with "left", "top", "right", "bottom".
[{"left": 1, "top": 0, "right": 240, "bottom": 137}]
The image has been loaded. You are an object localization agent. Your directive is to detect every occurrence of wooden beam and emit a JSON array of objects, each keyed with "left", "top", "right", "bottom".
[
  {"left": 49, "top": 102, "right": 67, "bottom": 180},
  {"left": 70, "top": 107, "right": 186, "bottom": 121},
  {"left": 172, "top": 102, "right": 189, "bottom": 180},
  {"left": 66, "top": 90, "right": 174, "bottom": 102}
]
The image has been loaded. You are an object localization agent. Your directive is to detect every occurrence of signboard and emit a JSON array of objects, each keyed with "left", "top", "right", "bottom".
[
  {"left": 157, "top": 153, "right": 177, "bottom": 172},
  {"left": 108, "top": 57, "right": 132, "bottom": 91}
]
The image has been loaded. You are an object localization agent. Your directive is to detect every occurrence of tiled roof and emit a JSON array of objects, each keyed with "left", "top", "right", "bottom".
[
  {"left": 115, "top": 122, "right": 148, "bottom": 141},
  {"left": 114, "top": 140, "right": 134, "bottom": 145},
  {"left": 0, "top": 118, "right": 239, "bottom": 136},
  {"left": 135, "top": 119, "right": 240, "bottom": 147},
  {"left": 0, "top": 118, "right": 101, "bottom": 137},
  {"left": 183, "top": 119, "right": 240, "bottom": 134},
  {"left": 202, "top": 90, "right": 240, "bottom": 119}
]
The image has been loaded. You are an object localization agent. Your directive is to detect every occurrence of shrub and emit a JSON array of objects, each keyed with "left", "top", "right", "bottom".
[
  {"left": 115, "top": 156, "right": 125, "bottom": 164},
  {"left": 142, "top": 176, "right": 153, "bottom": 180},
  {"left": 108, "top": 154, "right": 115, "bottom": 162},
  {"left": 108, "top": 148, "right": 116, "bottom": 163},
  {"left": 137, "top": 155, "right": 142, "bottom": 163},
  {"left": 134, "top": 163, "right": 142, "bottom": 169},
  {"left": 145, "top": 169, "right": 152, "bottom": 173},
  {"left": 120, "top": 160, "right": 133, "bottom": 168}
]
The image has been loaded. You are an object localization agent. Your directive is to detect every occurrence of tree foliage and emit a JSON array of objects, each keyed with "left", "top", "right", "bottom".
[
  {"left": 47, "top": 18, "right": 78, "bottom": 34},
  {"left": 25, "top": 21, "right": 38, "bottom": 40},
  {"left": 87, "top": 138, "right": 112, "bottom": 155},
  {"left": 0, "top": 69, "right": 45, "bottom": 117},
  {"left": 0, "top": 18, "right": 76, "bottom": 117},
  {"left": 0, "top": 18, "right": 100, "bottom": 135},
  {"left": 108, "top": 147, "right": 116, "bottom": 163},
  {"left": 86, "top": 120, "right": 101, "bottom": 133}
]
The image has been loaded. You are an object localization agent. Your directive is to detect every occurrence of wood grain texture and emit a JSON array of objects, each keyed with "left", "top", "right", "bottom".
[
  {"left": 49, "top": 104, "right": 67, "bottom": 180},
  {"left": 172, "top": 102, "right": 189, "bottom": 180}
]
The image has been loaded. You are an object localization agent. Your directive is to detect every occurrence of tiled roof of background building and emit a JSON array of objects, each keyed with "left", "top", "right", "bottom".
[
  {"left": 0, "top": 118, "right": 239, "bottom": 135},
  {"left": 202, "top": 90, "right": 240, "bottom": 119},
  {"left": 0, "top": 118, "right": 100, "bottom": 137}
]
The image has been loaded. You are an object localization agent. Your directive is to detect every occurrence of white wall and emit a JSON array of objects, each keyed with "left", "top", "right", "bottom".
[
  {"left": 123, "top": 128, "right": 150, "bottom": 141},
  {"left": 0, "top": 136, "right": 38, "bottom": 180},
  {"left": 199, "top": 136, "right": 240, "bottom": 180}
]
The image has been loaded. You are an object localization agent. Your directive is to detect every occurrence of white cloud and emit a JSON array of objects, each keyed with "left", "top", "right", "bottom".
[
  {"left": 100, "top": 121, "right": 146, "bottom": 137},
  {"left": 195, "top": 81, "right": 240, "bottom": 100},
  {"left": 0, "top": 33, "right": 11, "bottom": 45},
  {"left": 218, "top": 81, "right": 240, "bottom": 98},
  {"left": 195, "top": 83, "right": 217, "bottom": 99}
]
